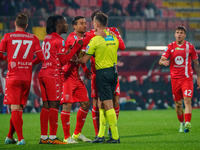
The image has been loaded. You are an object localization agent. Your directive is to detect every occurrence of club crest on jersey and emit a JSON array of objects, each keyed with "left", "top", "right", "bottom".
[
  {"left": 10, "top": 62, "right": 16, "bottom": 69},
  {"left": 175, "top": 47, "right": 184, "bottom": 50},
  {"left": 175, "top": 56, "right": 184, "bottom": 65}
]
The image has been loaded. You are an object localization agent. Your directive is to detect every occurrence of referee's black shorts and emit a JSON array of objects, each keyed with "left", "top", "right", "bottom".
[{"left": 96, "top": 66, "right": 118, "bottom": 101}]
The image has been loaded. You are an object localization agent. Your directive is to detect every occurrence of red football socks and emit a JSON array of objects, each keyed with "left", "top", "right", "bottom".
[
  {"left": 7, "top": 108, "right": 23, "bottom": 139},
  {"left": 11, "top": 109, "right": 23, "bottom": 141},
  {"left": 49, "top": 108, "right": 58, "bottom": 136},
  {"left": 40, "top": 108, "right": 49, "bottom": 136},
  {"left": 185, "top": 113, "right": 192, "bottom": 123},
  {"left": 61, "top": 111, "right": 71, "bottom": 139},
  {"left": 114, "top": 105, "right": 120, "bottom": 119},
  {"left": 177, "top": 113, "right": 184, "bottom": 122},
  {"left": 74, "top": 107, "right": 88, "bottom": 135},
  {"left": 92, "top": 106, "right": 99, "bottom": 136}
]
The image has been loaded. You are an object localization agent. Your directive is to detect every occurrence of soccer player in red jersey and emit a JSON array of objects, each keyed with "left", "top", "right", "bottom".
[
  {"left": 159, "top": 26, "right": 200, "bottom": 133},
  {"left": 36, "top": 15, "right": 82, "bottom": 144},
  {"left": 60, "top": 16, "right": 92, "bottom": 143},
  {"left": 86, "top": 10, "right": 125, "bottom": 137},
  {"left": 0, "top": 13, "right": 44, "bottom": 145}
]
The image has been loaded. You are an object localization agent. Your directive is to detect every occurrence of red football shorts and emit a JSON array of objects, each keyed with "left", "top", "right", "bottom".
[
  {"left": 91, "top": 74, "right": 120, "bottom": 98},
  {"left": 171, "top": 77, "right": 193, "bottom": 101},
  {"left": 3, "top": 79, "right": 31, "bottom": 105},
  {"left": 60, "top": 78, "right": 89, "bottom": 104},
  {"left": 39, "top": 77, "right": 62, "bottom": 101}
]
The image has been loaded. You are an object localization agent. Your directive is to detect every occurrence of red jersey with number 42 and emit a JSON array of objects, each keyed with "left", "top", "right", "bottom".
[
  {"left": 39, "top": 32, "right": 65, "bottom": 78},
  {"left": 162, "top": 41, "right": 198, "bottom": 79},
  {"left": 0, "top": 31, "right": 42, "bottom": 81}
]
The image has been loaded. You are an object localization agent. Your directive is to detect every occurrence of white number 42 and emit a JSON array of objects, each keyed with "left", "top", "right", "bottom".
[
  {"left": 12, "top": 40, "right": 33, "bottom": 59},
  {"left": 184, "top": 89, "right": 192, "bottom": 96}
]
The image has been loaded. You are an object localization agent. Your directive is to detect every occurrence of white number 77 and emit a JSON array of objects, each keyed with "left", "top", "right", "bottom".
[{"left": 12, "top": 40, "right": 33, "bottom": 59}]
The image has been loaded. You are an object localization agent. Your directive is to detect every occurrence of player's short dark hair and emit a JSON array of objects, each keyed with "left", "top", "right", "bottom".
[
  {"left": 175, "top": 26, "right": 187, "bottom": 34},
  {"left": 15, "top": 13, "right": 28, "bottom": 28},
  {"left": 46, "top": 15, "right": 65, "bottom": 34},
  {"left": 94, "top": 13, "right": 108, "bottom": 27},
  {"left": 72, "top": 16, "right": 85, "bottom": 26},
  {"left": 91, "top": 10, "right": 102, "bottom": 21}
]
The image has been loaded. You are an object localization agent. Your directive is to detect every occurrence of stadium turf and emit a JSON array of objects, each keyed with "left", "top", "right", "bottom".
[{"left": 0, "top": 109, "right": 200, "bottom": 150}]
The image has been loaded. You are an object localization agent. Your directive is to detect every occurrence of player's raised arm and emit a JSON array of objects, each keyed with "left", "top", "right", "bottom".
[
  {"left": 159, "top": 56, "right": 169, "bottom": 66},
  {"left": 58, "top": 40, "right": 83, "bottom": 65}
]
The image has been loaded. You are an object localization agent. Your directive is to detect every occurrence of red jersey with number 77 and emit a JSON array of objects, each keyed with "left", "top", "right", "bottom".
[
  {"left": 0, "top": 31, "right": 42, "bottom": 81},
  {"left": 162, "top": 41, "right": 198, "bottom": 79}
]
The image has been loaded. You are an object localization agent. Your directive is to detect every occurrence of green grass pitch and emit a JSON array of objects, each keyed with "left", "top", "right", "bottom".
[{"left": 0, "top": 109, "right": 200, "bottom": 150}]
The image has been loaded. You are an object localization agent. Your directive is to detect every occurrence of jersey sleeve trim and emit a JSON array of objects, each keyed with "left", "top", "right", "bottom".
[{"left": 0, "top": 51, "right": 5, "bottom": 53}]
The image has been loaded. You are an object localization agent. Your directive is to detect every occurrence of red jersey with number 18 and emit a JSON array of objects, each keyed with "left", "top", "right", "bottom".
[
  {"left": 39, "top": 32, "right": 65, "bottom": 78},
  {"left": 0, "top": 31, "right": 42, "bottom": 81},
  {"left": 162, "top": 41, "right": 198, "bottom": 79}
]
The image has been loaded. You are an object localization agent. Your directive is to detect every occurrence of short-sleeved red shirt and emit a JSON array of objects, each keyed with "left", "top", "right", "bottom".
[
  {"left": 39, "top": 32, "right": 65, "bottom": 78},
  {"left": 162, "top": 41, "right": 198, "bottom": 79},
  {"left": 0, "top": 31, "right": 42, "bottom": 81}
]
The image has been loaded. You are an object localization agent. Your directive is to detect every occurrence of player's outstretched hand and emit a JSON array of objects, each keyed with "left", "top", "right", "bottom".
[
  {"left": 163, "top": 60, "right": 170, "bottom": 66},
  {"left": 85, "top": 69, "right": 92, "bottom": 80},
  {"left": 197, "top": 78, "right": 200, "bottom": 89}
]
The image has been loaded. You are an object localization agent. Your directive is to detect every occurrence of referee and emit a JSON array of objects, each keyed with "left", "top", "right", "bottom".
[{"left": 78, "top": 13, "right": 120, "bottom": 143}]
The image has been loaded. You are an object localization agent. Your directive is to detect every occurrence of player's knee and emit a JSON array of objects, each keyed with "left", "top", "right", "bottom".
[
  {"left": 80, "top": 101, "right": 90, "bottom": 110},
  {"left": 184, "top": 98, "right": 191, "bottom": 105},
  {"left": 49, "top": 101, "right": 60, "bottom": 109},
  {"left": 62, "top": 103, "right": 72, "bottom": 111},
  {"left": 42, "top": 101, "right": 49, "bottom": 109},
  {"left": 175, "top": 101, "right": 182, "bottom": 108}
]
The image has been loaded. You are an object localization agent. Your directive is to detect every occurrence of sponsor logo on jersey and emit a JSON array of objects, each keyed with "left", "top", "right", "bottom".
[
  {"left": 175, "top": 47, "right": 184, "bottom": 50},
  {"left": 175, "top": 56, "right": 184, "bottom": 65},
  {"left": 104, "top": 35, "right": 114, "bottom": 41}
]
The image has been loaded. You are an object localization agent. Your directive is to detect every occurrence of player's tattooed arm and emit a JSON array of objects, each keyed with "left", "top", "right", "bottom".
[{"left": 193, "top": 59, "right": 200, "bottom": 89}]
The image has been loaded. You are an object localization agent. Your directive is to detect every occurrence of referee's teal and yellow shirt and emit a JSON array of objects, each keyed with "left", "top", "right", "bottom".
[{"left": 85, "top": 29, "right": 119, "bottom": 70}]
